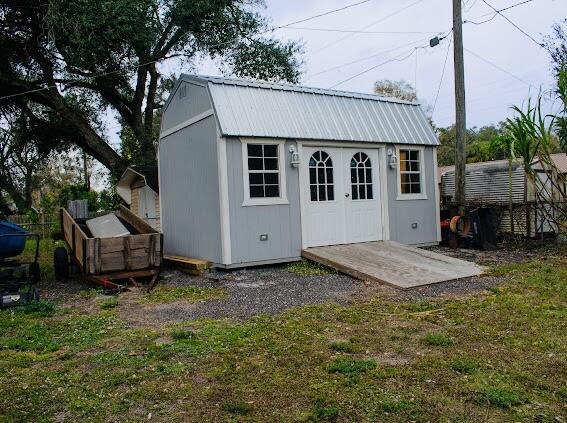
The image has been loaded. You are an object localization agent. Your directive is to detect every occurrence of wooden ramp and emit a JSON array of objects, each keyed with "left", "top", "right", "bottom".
[{"left": 302, "top": 241, "right": 484, "bottom": 289}]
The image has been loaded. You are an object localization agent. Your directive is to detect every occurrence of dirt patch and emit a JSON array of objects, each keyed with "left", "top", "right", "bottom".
[
  {"left": 424, "top": 243, "right": 565, "bottom": 266},
  {"left": 371, "top": 351, "right": 413, "bottom": 366}
]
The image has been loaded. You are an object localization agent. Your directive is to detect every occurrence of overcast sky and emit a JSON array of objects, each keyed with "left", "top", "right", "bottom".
[
  {"left": 198, "top": 0, "right": 563, "bottom": 129},
  {"left": 105, "top": 0, "right": 564, "bottom": 151}
]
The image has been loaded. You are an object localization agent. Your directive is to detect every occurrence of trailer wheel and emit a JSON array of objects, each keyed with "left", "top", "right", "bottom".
[{"left": 54, "top": 247, "right": 69, "bottom": 281}]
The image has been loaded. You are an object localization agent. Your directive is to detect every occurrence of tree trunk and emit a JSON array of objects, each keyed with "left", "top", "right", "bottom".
[{"left": 47, "top": 91, "right": 127, "bottom": 176}]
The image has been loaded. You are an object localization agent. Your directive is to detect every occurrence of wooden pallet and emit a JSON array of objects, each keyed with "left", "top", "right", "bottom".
[{"left": 163, "top": 255, "right": 212, "bottom": 275}]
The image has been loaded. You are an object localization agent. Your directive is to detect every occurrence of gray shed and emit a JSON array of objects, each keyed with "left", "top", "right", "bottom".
[{"left": 159, "top": 75, "right": 441, "bottom": 268}]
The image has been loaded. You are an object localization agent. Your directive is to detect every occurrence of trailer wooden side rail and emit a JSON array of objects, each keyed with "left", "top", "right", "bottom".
[{"left": 60, "top": 206, "right": 162, "bottom": 291}]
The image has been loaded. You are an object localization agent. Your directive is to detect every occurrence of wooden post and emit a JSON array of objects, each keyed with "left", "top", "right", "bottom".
[{"left": 453, "top": 0, "right": 466, "bottom": 217}]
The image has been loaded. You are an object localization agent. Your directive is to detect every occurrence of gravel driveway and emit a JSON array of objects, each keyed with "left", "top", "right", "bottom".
[{"left": 149, "top": 266, "right": 360, "bottom": 322}]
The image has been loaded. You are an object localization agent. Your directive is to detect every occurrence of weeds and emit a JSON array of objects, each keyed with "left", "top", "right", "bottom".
[
  {"left": 100, "top": 297, "right": 118, "bottom": 310},
  {"left": 287, "top": 260, "right": 336, "bottom": 276},
  {"left": 170, "top": 328, "right": 195, "bottom": 341},
  {"left": 423, "top": 333, "right": 454, "bottom": 347},
  {"left": 481, "top": 387, "right": 523, "bottom": 409},
  {"left": 327, "top": 357, "right": 377, "bottom": 375},
  {"left": 329, "top": 340, "right": 356, "bottom": 353},
  {"left": 141, "top": 285, "right": 226, "bottom": 304}
]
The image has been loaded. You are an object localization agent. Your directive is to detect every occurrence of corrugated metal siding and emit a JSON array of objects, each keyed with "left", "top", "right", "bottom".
[
  {"left": 179, "top": 75, "right": 438, "bottom": 146},
  {"left": 441, "top": 164, "right": 526, "bottom": 203}
]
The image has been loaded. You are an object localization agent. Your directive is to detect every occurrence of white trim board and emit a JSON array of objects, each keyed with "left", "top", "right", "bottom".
[
  {"left": 240, "top": 138, "right": 289, "bottom": 207},
  {"left": 395, "top": 145, "right": 428, "bottom": 201},
  {"left": 432, "top": 147, "right": 442, "bottom": 242},
  {"left": 160, "top": 109, "right": 213, "bottom": 138},
  {"left": 217, "top": 136, "right": 232, "bottom": 265}
]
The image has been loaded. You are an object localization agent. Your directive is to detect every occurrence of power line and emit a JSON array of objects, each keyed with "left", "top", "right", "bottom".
[
  {"left": 312, "top": 0, "right": 425, "bottom": 54},
  {"left": 328, "top": 45, "right": 425, "bottom": 89},
  {"left": 273, "top": 0, "right": 372, "bottom": 29},
  {"left": 0, "top": 0, "right": 375, "bottom": 102},
  {"left": 464, "top": 0, "right": 533, "bottom": 22},
  {"left": 464, "top": 47, "right": 533, "bottom": 87},
  {"left": 480, "top": 0, "right": 544, "bottom": 48},
  {"left": 304, "top": 35, "right": 434, "bottom": 81},
  {"left": 327, "top": 29, "right": 452, "bottom": 89},
  {"left": 282, "top": 27, "right": 435, "bottom": 34},
  {"left": 432, "top": 33, "right": 453, "bottom": 114}
]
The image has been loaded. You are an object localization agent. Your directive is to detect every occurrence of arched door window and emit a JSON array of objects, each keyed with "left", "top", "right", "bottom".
[
  {"left": 350, "top": 152, "right": 373, "bottom": 200},
  {"left": 309, "top": 151, "right": 334, "bottom": 201}
]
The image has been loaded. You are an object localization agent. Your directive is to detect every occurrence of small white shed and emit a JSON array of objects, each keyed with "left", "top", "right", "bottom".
[{"left": 116, "top": 166, "right": 160, "bottom": 230}]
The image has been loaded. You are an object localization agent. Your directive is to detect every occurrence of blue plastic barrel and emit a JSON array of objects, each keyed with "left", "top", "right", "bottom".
[{"left": 0, "top": 221, "right": 27, "bottom": 259}]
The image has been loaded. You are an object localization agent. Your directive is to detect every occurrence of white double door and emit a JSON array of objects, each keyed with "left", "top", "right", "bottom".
[{"left": 302, "top": 146, "right": 382, "bottom": 248}]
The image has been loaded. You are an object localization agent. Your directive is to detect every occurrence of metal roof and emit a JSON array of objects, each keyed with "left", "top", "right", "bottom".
[{"left": 180, "top": 74, "right": 439, "bottom": 146}]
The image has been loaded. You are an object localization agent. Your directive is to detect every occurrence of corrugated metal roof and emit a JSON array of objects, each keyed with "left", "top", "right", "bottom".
[
  {"left": 180, "top": 74, "right": 439, "bottom": 146},
  {"left": 550, "top": 153, "right": 567, "bottom": 173}
]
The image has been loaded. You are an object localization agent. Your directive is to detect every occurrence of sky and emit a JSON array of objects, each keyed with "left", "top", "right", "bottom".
[
  {"left": 101, "top": 0, "right": 564, "bottom": 184},
  {"left": 197, "top": 0, "right": 564, "bottom": 129}
]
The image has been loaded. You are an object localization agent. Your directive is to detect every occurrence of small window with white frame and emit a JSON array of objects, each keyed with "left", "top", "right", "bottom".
[
  {"left": 242, "top": 140, "right": 288, "bottom": 206},
  {"left": 397, "top": 148, "right": 426, "bottom": 199}
]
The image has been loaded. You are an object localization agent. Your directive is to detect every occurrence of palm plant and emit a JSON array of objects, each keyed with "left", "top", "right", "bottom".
[{"left": 505, "top": 95, "right": 566, "bottom": 235}]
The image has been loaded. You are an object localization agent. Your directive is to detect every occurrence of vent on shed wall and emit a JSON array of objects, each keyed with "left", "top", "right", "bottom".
[{"left": 179, "top": 84, "right": 187, "bottom": 99}]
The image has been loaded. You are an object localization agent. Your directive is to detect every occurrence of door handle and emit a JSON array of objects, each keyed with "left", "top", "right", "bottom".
[{"left": 345, "top": 193, "right": 350, "bottom": 197}]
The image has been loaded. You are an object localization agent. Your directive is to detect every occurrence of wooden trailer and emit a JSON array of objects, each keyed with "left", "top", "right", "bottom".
[{"left": 58, "top": 205, "right": 162, "bottom": 291}]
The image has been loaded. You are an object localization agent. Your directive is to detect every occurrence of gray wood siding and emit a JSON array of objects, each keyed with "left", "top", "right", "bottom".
[
  {"left": 226, "top": 138, "right": 302, "bottom": 265},
  {"left": 386, "top": 147, "right": 438, "bottom": 245},
  {"left": 159, "top": 116, "right": 222, "bottom": 262},
  {"left": 161, "top": 81, "right": 213, "bottom": 131}
]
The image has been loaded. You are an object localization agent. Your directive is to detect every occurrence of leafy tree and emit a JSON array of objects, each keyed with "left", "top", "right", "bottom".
[
  {"left": 545, "top": 19, "right": 567, "bottom": 74},
  {"left": 436, "top": 123, "right": 509, "bottom": 166},
  {"left": 0, "top": 106, "right": 73, "bottom": 212},
  {"left": 0, "top": 0, "right": 302, "bottom": 175},
  {"left": 553, "top": 66, "right": 567, "bottom": 152},
  {"left": 373, "top": 79, "right": 417, "bottom": 102}
]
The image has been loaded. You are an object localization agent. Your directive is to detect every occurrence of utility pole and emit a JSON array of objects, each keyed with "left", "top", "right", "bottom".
[{"left": 453, "top": 0, "right": 466, "bottom": 217}]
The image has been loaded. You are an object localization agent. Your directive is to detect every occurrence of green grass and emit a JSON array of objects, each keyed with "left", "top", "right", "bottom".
[
  {"left": 327, "top": 357, "right": 377, "bottom": 375},
  {"left": 100, "top": 296, "right": 118, "bottom": 310},
  {"left": 287, "top": 260, "right": 336, "bottom": 276},
  {"left": 140, "top": 285, "right": 227, "bottom": 304},
  {"left": 310, "top": 397, "right": 339, "bottom": 421},
  {"left": 329, "top": 340, "right": 356, "bottom": 353},
  {"left": 450, "top": 356, "right": 478, "bottom": 374},
  {"left": 480, "top": 387, "right": 523, "bottom": 409},
  {"left": 423, "top": 333, "right": 455, "bottom": 347},
  {"left": 221, "top": 400, "right": 252, "bottom": 415},
  {"left": 0, "top": 242, "right": 565, "bottom": 422},
  {"left": 170, "top": 328, "right": 195, "bottom": 341}
]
